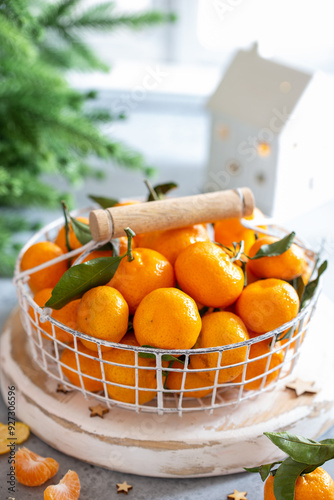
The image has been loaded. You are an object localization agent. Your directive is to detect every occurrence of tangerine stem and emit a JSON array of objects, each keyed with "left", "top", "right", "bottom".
[
  {"left": 61, "top": 200, "right": 72, "bottom": 254},
  {"left": 124, "top": 227, "right": 135, "bottom": 262},
  {"left": 144, "top": 179, "right": 159, "bottom": 201}
]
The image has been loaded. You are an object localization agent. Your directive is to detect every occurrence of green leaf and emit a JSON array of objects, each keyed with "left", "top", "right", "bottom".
[
  {"left": 276, "top": 326, "right": 294, "bottom": 342},
  {"left": 89, "top": 194, "right": 119, "bottom": 209},
  {"left": 45, "top": 255, "right": 124, "bottom": 309},
  {"left": 147, "top": 182, "right": 178, "bottom": 201},
  {"left": 250, "top": 232, "right": 295, "bottom": 260},
  {"left": 70, "top": 216, "right": 92, "bottom": 245},
  {"left": 138, "top": 346, "right": 184, "bottom": 364},
  {"left": 244, "top": 462, "right": 283, "bottom": 482},
  {"left": 273, "top": 458, "right": 309, "bottom": 500},
  {"left": 291, "top": 276, "right": 305, "bottom": 304},
  {"left": 264, "top": 432, "right": 334, "bottom": 465},
  {"left": 301, "top": 260, "right": 328, "bottom": 308}
]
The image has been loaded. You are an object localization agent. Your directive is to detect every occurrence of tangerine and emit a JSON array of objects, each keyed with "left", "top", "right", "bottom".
[
  {"left": 264, "top": 466, "right": 334, "bottom": 500},
  {"left": 133, "top": 288, "right": 201, "bottom": 350},
  {"left": 234, "top": 339, "right": 284, "bottom": 390},
  {"left": 15, "top": 447, "right": 59, "bottom": 486},
  {"left": 235, "top": 279, "right": 300, "bottom": 334},
  {"left": 107, "top": 248, "right": 175, "bottom": 314},
  {"left": 21, "top": 241, "right": 68, "bottom": 293},
  {"left": 60, "top": 341, "right": 104, "bottom": 392},
  {"left": 54, "top": 216, "right": 89, "bottom": 253},
  {"left": 247, "top": 236, "right": 306, "bottom": 281},
  {"left": 77, "top": 286, "right": 129, "bottom": 352},
  {"left": 214, "top": 207, "right": 265, "bottom": 254},
  {"left": 103, "top": 332, "right": 159, "bottom": 404},
  {"left": 0, "top": 422, "right": 30, "bottom": 454},
  {"left": 44, "top": 470, "right": 80, "bottom": 500},
  {"left": 29, "top": 288, "right": 79, "bottom": 343},
  {"left": 166, "top": 361, "right": 213, "bottom": 398},
  {"left": 175, "top": 241, "right": 244, "bottom": 308},
  {"left": 190, "top": 311, "right": 249, "bottom": 383},
  {"left": 139, "top": 224, "right": 210, "bottom": 265}
]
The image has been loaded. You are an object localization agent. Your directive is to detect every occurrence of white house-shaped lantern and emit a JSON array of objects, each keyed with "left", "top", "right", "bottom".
[{"left": 205, "top": 44, "right": 334, "bottom": 220}]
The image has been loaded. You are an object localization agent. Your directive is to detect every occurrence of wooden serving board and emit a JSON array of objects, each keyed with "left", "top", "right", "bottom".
[{"left": 1, "top": 295, "right": 334, "bottom": 478}]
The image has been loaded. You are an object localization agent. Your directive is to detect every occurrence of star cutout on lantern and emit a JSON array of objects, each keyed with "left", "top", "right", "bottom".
[
  {"left": 89, "top": 404, "right": 109, "bottom": 418},
  {"left": 56, "top": 383, "right": 72, "bottom": 394},
  {"left": 116, "top": 481, "right": 133, "bottom": 494},
  {"left": 285, "top": 378, "right": 319, "bottom": 397},
  {"left": 227, "top": 490, "right": 247, "bottom": 500}
]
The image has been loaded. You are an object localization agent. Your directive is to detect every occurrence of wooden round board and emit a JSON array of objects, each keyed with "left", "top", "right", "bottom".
[{"left": 1, "top": 295, "right": 334, "bottom": 478}]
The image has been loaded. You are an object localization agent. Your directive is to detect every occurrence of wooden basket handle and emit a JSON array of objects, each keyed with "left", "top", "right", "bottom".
[{"left": 89, "top": 187, "right": 255, "bottom": 241}]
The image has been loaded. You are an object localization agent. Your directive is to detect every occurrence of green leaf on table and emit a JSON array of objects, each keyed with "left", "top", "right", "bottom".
[
  {"left": 300, "top": 260, "right": 328, "bottom": 308},
  {"left": 244, "top": 462, "right": 282, "bottom": 482},
  {"left": 70, "top": 216, "right": 92, "bottom": 245},
  {"left": 264, "top": 432, "right": 334, "bottom": 465},
  {"left": 250, "top": 232, "right": 295, "bottom": 260},
  {"left": 89, "top": 194, "right": 119, "bottom": 209},
  {"left": 147, "top": 182, "right": 178, "bottom": 201},
  {"left": 45, "top": 256, "right": 124, "bottom": 310},
  {"left": 273, "top": 458, "right": 309, "bottom": 500}
]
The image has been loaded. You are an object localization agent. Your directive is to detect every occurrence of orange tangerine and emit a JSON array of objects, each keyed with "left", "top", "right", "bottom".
[
  {"left": 54, "top": 216, "right": 89, "bottom": 253},
  {"left": 133, "top": 288, "right": 202, "bottom": 350},
  {"left": 0, "top": 422, "right": 30, "bottom": 455},
  {"left": 234, "top": 339, "right": 284, "bottom": 390},
  {"left": 236, "top": 279, "right": 300, "bottom": 334},
  {"left": 44, "top": 470, "right": 80, "bottom": 500},
  {"left": 21, "top": 241, "right": 68, "bottom": 293},
  {"left": 103, "top": 332, "right": 158, "bottom": 405},
  {"left": 264, "top": 466, "right": 334, "bottom": 500},
  {"left": 15, "top": 447, "right": 59, "bottom": 486},
  {"left": 175, "top": 241, "right": 244, "bottom": 308},
  {"left": 166, "top": 361, "right": 213, "bottom": 398},
  {"left": 107, "top": 248, "right": 175, "bottom": 314},
  {"left": 214, "top": 207, "right": 265, "bottom": 254},
  {"left": 77, "top": 286, "right": 129, "bottom": 352},
  {"left": 60, "top": 341, "right": 104, "bottom": 392},
  {"left": 190, "top": 311, "right": 249, "bottom": 383},
  {"left": 139, "top": 224, "right": 210, "bottom": 265},
  {"left": 247, "top": 236, "right": 306, "bottom": 281},
  {"left": 29, "top": 288, "right": 79, "bottom": 343}
]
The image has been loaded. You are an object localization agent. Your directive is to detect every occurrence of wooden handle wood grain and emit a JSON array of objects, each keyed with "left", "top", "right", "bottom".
[{"left": 89, "top": 188, "right": 255, "bottom": 241}]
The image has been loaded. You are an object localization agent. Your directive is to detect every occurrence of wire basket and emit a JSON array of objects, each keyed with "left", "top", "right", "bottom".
[{"left": 13, "top": 209, "right": 320, "bottom": 415}]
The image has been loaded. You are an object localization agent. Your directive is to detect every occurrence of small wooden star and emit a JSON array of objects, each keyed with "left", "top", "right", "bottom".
[
  {"left": 116, "top": 481, "right": 133, "bottom": 494},
  {"left": 285, "top": 378, "right": 319, "bottom": 397},
  {"left": 56, "top": 383, "right": 72, "bottom": 394},
  {"left": 227, "top": 490, "right": 247, "bottom": 500},
  {"left": 89, "top": 404, "right": 109, "bottom": 418}
]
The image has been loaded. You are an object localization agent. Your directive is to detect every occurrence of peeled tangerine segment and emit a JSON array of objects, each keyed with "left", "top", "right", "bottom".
[
  {"left": 44, "top": 470, "right": 81, "bottom": 500},
  {"left": 0, "top": 422, "right": 30, "bottom": 454}
]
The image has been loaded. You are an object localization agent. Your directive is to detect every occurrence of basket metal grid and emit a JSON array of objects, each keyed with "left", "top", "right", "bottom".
[{"left": 13, "top": 209, "right": 320, "bottom": 415}]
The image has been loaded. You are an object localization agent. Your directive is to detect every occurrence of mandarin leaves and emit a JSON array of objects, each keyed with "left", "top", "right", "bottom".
[
  {"left": 300, "top": 260, "right": 327, "bottom": 308},
  {"left": 250, "top": 232, "right": 295, "bottom": 260},
  {"left": 244, "top": 462, "right": 283, "bottom": 482},
  {"left": 88, "top": 194, "right": 119, "bottom": 209},
  {"left": 70, "top": 216, "right": 92, "bottom": 245},
  {"left": 61, "top": 201, "right": 72, "bottom": 252},
  {"left": 246, "top": 432, "right": 334, "bottom": 500},
  {"left": 138, "top": 346, "right": 184, "bottom": 364},
  {"left": 291, "top": 276, "right": 305, "bottom": 304},
  {"left": 147, "top": 182, "right": 178, "bottom": 201},
  {"left": 264, "top": 432, "right": 334, "bottom": 465},
  {"left": 276, "top": 326, "right": 294, "bottom": 342},
  {"left": 45, "top": 255, "right": 125, "bottom": 309},
  {"left": 273, "top": 458, "right": 309, "bottom": 500}
]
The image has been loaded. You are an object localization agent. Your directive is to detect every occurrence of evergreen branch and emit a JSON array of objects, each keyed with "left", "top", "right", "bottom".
[
  {"left": 0, "top": 13, "right": 36, "bottom": 58},
  {"left": 74, "top": 9, "right": 177, "bottom": 31},
  {"left": 37, "top": 0, "right": 83, "bottom": 28}
]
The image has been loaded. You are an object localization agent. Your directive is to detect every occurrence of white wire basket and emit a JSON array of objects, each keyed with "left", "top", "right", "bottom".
[{"left": 13, "top": 209, "right": 320, "bottom": 416}]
